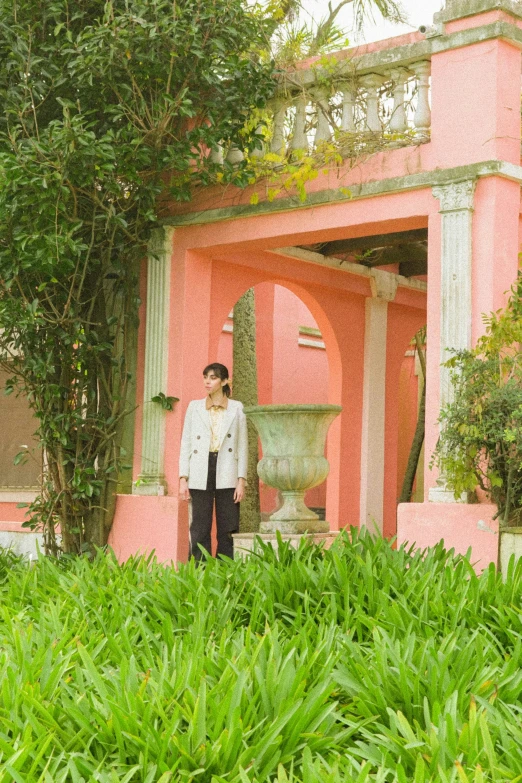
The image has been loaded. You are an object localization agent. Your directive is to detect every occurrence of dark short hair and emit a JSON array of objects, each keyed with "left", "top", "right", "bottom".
[{"left": 203, "top": 363, "right": 231, "bottom": 397}]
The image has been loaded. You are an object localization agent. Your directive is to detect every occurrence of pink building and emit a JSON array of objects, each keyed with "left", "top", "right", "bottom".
[{"left": 1, "top": 0, "right": 519, "bottom": 567}]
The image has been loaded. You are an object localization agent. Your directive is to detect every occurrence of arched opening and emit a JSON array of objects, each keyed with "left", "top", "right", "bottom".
[{"left": 217, "top": 282, "right": 332, "bottom": 522}]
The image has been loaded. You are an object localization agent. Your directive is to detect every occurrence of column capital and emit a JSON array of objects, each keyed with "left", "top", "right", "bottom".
[
  {"left": 433, "top": 179, "right": 476, "bottom": 212},
  {"left": 429, "top": 178, "right": 474, "bottom": 503},
  {"left": 148, "top": 225, "right": 173, "bottom": 255},
  {"left": 370, "top": 269, "right": 398, "bottom": 302}
]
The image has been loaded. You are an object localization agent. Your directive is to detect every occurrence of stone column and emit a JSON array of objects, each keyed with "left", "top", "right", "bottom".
[
  {"left": 429, "top": 179, "right": 475, "bottom": 502},
  {"left": 360, "top": 270, "right": 398, "bottom": 534},
  {"left": 133, "top": 227, "right": 173, "bottom": 496}
]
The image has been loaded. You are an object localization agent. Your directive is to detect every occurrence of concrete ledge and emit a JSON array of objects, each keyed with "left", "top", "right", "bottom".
[
  {"left": 109, "top": 494, "right": 183, "bottom": 563},
  {"left": 164, "top": 160, "right": 522, "bottom": 227},
  {"left": 292, "top": 19, "right": 522, "bottom": 86},
  {"left": 435, "top": 0, "right": 522, "bottom": 24},
  {"left": 233, "top": 531, "right": 339, "bottom": 558},
  {"left": 397, "top": 502, "right": 498, "bottom": 571},
  {"left": 499, "top": 527, "right": 522, "bottom": 576},
  {"left": 0, "top": 529, "right": 44, "bottom": 558}
]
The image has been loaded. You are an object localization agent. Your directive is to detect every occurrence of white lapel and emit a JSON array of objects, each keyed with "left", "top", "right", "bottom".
[
  {"left": 196, "top": 398, "right": 210, "bottom": 430},
  {"left": 220, "top": 401, "right": 237, "bottom": 443}
]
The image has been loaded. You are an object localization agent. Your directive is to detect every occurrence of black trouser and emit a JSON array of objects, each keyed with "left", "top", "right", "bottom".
[{"left": 189, "top": 452, "right": 240, "bottom": 560}]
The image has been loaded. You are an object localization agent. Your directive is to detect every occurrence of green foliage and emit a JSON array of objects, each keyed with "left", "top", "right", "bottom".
[
  {"left": 151, "top": 393, "right": 179, "bottom": 412},
  {"left": 0, "top": 531, "right": 521, "bottom": 780},
  {"left": 434, "top": 275, "right": 522, "bottom": 526},
  {"left": 270, "top": 0, "right": 406, "bottom": 59},
  {"left": 0, "top": 0, "right": 276, "bottom": 553}
]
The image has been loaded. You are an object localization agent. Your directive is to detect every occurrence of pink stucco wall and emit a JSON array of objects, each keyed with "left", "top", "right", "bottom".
[
  {"left": 216, "top": 284, "right": 328, "bottom": 405},
  {"left": 397, "top": 503, "right": 499, "bottom": 573}
]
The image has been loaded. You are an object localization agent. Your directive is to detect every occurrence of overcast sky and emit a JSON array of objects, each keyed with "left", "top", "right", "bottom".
[{"left": 300, "top": 0, "right": 445, "bottom": 44}]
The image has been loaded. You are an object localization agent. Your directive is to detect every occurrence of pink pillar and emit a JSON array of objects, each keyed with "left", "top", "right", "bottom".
[
  {"left": 399, "top": 179, "right": 520, "bottom": 564},
  {"left": 430, "top": 38, "right": 522, "bottom": 169},
  {"left": 398, "top": 22, "right": 521, "bottom": 565},
  {"left": 472, "top": 176, "right": 521, "bottom": 337},
  {"left": 111, "top": 242, "right": 215, "bottom": 563},
  {"left": 322, "top": 292, "right": 365, "bottom": 530},
  {"left": 166, "top": 248, "right": 215, "bottom": 560},
  {"left": 424, "top": 175, "right": 521, "bottom": 496}
]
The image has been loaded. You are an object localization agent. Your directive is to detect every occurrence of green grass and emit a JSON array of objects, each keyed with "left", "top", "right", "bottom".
[{"left": 0, "top": 531, "right": 521, "bottom": 782}]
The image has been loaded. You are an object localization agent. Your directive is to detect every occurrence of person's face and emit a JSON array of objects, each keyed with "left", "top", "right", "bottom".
[{"left": 204, "top": 371, "right": 227, "bottom": 396}]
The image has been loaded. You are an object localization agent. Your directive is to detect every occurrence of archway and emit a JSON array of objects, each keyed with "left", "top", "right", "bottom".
[{"left": 216, "top": 281, "right": 335, "bottom": 523}]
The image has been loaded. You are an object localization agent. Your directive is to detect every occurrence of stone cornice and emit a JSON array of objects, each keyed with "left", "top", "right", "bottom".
[
  {"left": 284, "top": 20, "right": 522, "bottom": 87},
  {"left": 163, "top": 160, "right": 522, "bottom": 228},
  {"left": 435, "top": 0, "right": 522, "bottom": 24}
]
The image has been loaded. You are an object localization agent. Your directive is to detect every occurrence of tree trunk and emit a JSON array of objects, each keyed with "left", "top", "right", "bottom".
[
  {"left": 232, "top": 288, "right": 261, "bottom": 532},
  {"left": 399, "top": 334, "right": 426, "bottom": 504}
]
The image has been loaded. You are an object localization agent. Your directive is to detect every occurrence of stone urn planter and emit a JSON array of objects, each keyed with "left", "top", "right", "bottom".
[{"left": 244, "top": 404, "right": 342, "bottom": 534}]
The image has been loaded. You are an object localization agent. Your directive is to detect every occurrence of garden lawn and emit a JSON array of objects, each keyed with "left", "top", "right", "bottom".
[{"left": 0, "top": 531, "right": 521, "bottom": 782}]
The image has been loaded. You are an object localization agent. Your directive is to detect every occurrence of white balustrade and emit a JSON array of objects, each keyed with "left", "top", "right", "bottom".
[
  {"left": 290, "top": 95, "right": 308, "bottom": 151},
  {"left": 210, "top": 145, "right": 224, "bottom": 165},
  {"left": 340, "top": 85, "right": 357, "bottom": 133},
  {"left": 313, "top": 89, "right": 332, "bottom": 144},
  {"left": 270, "top": 99, "right": 288, "bottom": 156},
  {"left": 226, "top": 144, "right": 244, "bottom": 165},
  {"left": 411, "top": 61, "right": 432, "bottom": 138},
  {"left": 211, "top": 58, "right": 432, "bottom": 165},
  {"left": 361, "top": 74, "right": 386, "bottom": 132},
  {"left": 250, "top": 125, "right": 266, "bottom": 159},
  {"left": 389, "top": 68, "right": 408, "bottom": 134}
]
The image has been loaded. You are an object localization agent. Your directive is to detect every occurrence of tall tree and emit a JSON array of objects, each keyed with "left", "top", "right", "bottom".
[
  {"left": 232, "top": 289, "right": 261, "bottom": 532},
  {"left": 0, "top": 0, "right": 275, "bottom": 554}
]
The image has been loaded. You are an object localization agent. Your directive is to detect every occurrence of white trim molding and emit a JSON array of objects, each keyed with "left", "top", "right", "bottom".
[
  {"left": 133, "top": 227, "right": 173, "bottom": 496},
  {"left": 360, "top": 278, "right": 397, "bottom": 534},
  {"left": 429, "top": 179, "right": 475, "bottom": 503}
]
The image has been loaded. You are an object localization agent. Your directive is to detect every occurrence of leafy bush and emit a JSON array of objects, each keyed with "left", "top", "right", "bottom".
[
  {"left": 0, "top": 0, "right": 276, "bottom": 554},
  {"left": 434, "top": 276, "right": 522, "bottom": 526},
  {"left": 0, "top": 531, "right": 521, "bottom": 781}
]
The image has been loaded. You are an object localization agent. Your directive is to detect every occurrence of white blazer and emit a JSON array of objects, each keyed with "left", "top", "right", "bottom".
[{"left": 179, "top": 398, "right": 248, "bottom": 490}]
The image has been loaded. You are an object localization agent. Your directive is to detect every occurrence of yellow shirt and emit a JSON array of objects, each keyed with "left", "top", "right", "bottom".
[{"left": 208, "top": 404, "right": 225, "bottom": 452}]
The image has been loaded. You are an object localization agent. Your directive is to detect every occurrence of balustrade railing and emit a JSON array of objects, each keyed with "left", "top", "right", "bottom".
[
  {"left": 212, "top": 51, "right": 432, "bottom": 166},
  {"left": 268, "top": 59, "right": 432, "bottom": 158}
]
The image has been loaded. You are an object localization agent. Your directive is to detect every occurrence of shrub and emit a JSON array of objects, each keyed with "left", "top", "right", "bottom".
[
  {"left": 0, "top": 531, "right": 520, "bottom": 781},
  {"left": 434, "top": 275, "right": 522, "bottom": 527}
]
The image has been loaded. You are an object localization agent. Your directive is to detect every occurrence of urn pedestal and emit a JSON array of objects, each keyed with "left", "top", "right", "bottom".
[{"left": 244, "top": 404, "right": 342, "bottom": 534}]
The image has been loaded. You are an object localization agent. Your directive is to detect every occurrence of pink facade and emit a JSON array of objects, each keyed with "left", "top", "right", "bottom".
[{"left": 1, "top": 0, "right": 521, "bottom": 567}]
